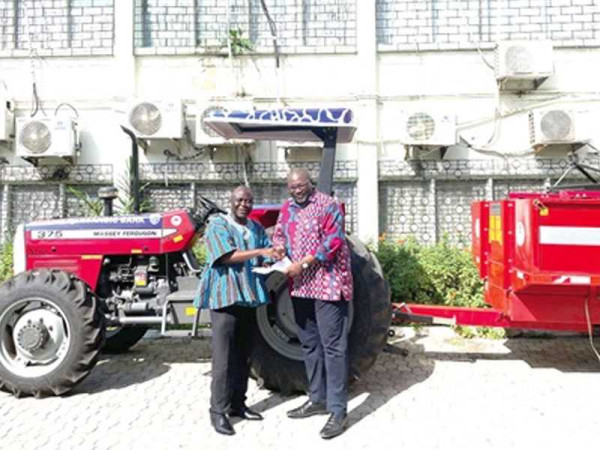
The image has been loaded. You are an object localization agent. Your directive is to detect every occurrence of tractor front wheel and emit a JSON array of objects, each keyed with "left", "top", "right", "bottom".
[
  {"left": 0, "top": 270, "right": 105, "bottom": 397},
  {"left": 250, "top": 236, "right": 391, "bottom": 394}
]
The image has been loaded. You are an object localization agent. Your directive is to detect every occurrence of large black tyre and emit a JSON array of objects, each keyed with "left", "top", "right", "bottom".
[
  {"left": 0, "top": 270, "right": 105, "bottom": 397},
  {"left": 250, "top": 235, "right": 391, "bottom": 394},
  {"left": 102, "top": 326, "right": 148, "bottom": 354}
]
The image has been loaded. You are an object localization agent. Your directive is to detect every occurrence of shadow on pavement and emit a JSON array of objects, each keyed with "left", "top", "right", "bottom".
[
  {"left": 71, "top": 336, "right": 212, "bottom": 395},
  {"left": 345, "top": 335, "right": 434, "bottom": 428},
  {"left": 251, "top": 334, "right": 435, "bottom": 429},
  {"left": 422, "top": 336, "right": 600, "bottom": 373}
]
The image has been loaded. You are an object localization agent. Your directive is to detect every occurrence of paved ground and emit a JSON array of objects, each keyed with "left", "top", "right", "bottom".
[{"left": 2, "top": 327, "right": 600, "bottom": 450}]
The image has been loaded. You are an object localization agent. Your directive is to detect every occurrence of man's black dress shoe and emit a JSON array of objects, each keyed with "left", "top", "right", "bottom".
[
  {"left": 320, "top": 413, "right": 348, "bottom": 439},
  {"left": 228, "top": 405, "right": 263, "bottom": 421},
  {"left": 210, "top": 411, "right": 235, "bottom": 436},
  {"left": 286, "top": 400, "right": 328, "bottom": 419}
]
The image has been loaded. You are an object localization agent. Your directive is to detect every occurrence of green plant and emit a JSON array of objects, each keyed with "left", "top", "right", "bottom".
[
  {"left": 192, "top": 240, "right": 208, "bottom": 270},
  {"left": 67, "top": 186, "right": 104, "bottom": 217},
  {"left": 374, "top": 236, "right": 484, "bottom": 308},
  {"left": 228, "top": 28, "right": 253, "bottom": 55},
  {"left": 0, "top": 241, "right": 13, "bottom": 283},
  {"left": 115, "top": 157, "right": 152, "bottom": 214},
  {"left": 374, "top": 236, "right": 506, "bottom": 337},
  {"left": 454, "top": 325, "right": 506, "bottom": 340}
]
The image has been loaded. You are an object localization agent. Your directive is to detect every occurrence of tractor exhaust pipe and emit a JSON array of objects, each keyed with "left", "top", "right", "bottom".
[
  {"left": 120, "top": 126, "right": 141, "bottom": 214},
  {"left": 98, "top": 186, "right": 119, "bottom": 216}
]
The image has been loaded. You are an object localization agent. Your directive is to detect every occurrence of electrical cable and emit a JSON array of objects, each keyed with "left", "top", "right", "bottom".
[
  {"left": 22, "top": 1, "right": 48, "bottom": 118},
  {"left": 225, "top": 0, "right": 233, "bottom": 61},
  {"left": 456, "top": 94, "right": 570, "bottom": 130},
  {"left": 260, "top": 0, "right": 280, "bottom": 69},
  {"left": 236, "top": 146, "right": 251, "bottom": 188},
  {"left": 259, "top": 0, "right": 281, "bottom": 104},
  {"left": 454, "top": 0, "right": 501, "bottom": 147},
  {"left": 584, "top": 295, "right": 600, "bottom": 364},
  {"left": 54, "top": 103, "right": 79, "bottom": 119}
]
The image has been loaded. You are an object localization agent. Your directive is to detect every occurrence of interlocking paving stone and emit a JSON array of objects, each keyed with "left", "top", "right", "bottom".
[{"left": 2, "top": 327, "right": 600, "bottom": 449}]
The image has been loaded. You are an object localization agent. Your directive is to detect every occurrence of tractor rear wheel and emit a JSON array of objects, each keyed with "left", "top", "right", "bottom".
[
  {"left": 250, "top": 236, "right": 391, "bottom": 394},
  {"left": 102, "top": 326, "right": 148, "bottom": 354},
  {"left": 0, "top": 270, "right": 105, "bottom": 397}
]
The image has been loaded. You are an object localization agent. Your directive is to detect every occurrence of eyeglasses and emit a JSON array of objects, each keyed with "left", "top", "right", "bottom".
[
  {"left": 233, "top": 198, "right": 254, "bottom": 205},
  {"left": 288, "top": 181, "right": 310, "bottom": 192}
]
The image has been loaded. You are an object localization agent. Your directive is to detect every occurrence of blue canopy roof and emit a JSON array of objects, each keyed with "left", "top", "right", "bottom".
[{"left": 204, "top": 107, "right": 356, "bottom": 143}]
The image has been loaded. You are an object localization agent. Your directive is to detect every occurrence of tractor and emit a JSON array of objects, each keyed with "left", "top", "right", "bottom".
[{"left": 0, "top": 107, "right": 392, "bottom": 397}]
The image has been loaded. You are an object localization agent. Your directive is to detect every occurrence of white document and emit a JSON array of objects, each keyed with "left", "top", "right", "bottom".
[{"left": 253, "top": 257, "right": 292, "bottom": 275}]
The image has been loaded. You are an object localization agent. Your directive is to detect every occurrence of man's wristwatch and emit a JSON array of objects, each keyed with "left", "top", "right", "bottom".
[{"left": 301, "top": 262, "right": 310, "bottom": 271}]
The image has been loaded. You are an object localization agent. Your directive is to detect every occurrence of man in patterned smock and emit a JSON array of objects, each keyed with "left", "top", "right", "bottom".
[
  {"left": 195, "top": 185, "right": 280, "bottom": 436},
  {"left": 272, "top": 168, "right": 353, "bottom": 440}
]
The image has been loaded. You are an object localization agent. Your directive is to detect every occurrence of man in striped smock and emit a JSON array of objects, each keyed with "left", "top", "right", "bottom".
[{"left": 195, "top": 185, "right": 281, "bottom": 436}]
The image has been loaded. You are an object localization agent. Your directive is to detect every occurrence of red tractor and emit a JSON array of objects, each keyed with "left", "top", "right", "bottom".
[{"left": 0, "top": 108, "right": 391, "bottom": 397}]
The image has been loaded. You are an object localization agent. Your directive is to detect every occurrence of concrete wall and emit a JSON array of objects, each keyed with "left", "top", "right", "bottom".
[{"left": 1, "top": 0, "right": 600, "bottom": 244}]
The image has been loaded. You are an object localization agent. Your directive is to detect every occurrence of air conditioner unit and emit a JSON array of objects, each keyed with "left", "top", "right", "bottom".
[
  {"left": 16, "top": 116, "right": 78, "bottom": 160},
  {"left": 529, "top": 109, "right": 579, "bottom": 146},
  {"left": 125, "top": 100, "right": 184, "bottom": 139},
  {"left": 195, "top": 101, "right": 254, "bottom": 146},
  {"left": 495, "top": 40, "right": 553, "bottom": 83},
  {"left": 399, "top": 111, "right": 457, "bottom": 146},
  {"left": 0, "top": 98, "right": 14, "bottom": 141}
]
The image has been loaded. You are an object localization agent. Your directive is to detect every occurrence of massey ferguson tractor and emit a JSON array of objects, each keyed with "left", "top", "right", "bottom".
[{"left": 0, "top": 108, "right": 391, "bottom": 397}]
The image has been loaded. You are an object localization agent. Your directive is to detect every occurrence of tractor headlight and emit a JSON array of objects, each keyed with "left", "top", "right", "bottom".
[{"left": 13, "top": 224, "right": 26, "bottom": 275}]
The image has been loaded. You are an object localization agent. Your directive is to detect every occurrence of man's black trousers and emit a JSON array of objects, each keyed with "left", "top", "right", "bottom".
[
  {"left": 209, "top": 304, "right": 254, "bottom": 414},
  {"left": 291, "top": 297, "right": 349, "bottom": 416}
]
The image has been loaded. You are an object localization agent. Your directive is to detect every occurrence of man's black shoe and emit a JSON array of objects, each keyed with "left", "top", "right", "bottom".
[
  {"left": 210, "top": 411, "right": 235, "bottom": 436},
  {"left": 320, "top": 413, "right": 348, "bottom": 439},
  {"left": 228, "top": 405, "right": 263, "bottom": 421},
  {"left": 287, "top": 400, "right": 328, "bottom": 419}
]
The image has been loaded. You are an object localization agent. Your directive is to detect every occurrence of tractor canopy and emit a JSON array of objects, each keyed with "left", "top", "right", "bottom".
[{"left": 204, "top": 107, "right": 356, "bottom": 143}]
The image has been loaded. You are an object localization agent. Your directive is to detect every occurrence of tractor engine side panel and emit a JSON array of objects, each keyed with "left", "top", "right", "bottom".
[{"left": 23, "top": 210, "right": 197, "bottom": 290}]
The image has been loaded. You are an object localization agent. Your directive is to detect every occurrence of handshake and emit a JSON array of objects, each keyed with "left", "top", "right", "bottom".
[
  {"left": 261, "top": 246, "right": 286, "bottom": 261},
  {"left": 252, "top": 246, "right": 294, "bottom": 276}
]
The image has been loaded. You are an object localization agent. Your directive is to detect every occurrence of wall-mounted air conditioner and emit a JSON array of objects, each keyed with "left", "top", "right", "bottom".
[
  {"left": 399, "top": 111, "right": 457, "bottom": 146},
  {"left": 529, "top": 109, "right": 581, "bottom": 146},
  {"left": 195, "top": 101, "right": 254, "bottom": 146},
  {"left": 16, "top": 117, "right": 78, "bottom": 161},
  {"left": 124, "top": 100, "right": 184, "bottom": 139},
  {"left": 0, "top": 98, "right": 14, "bottom": 141},
  {"left": 495, "top": 40, "right": 553, "bottom": 89}
]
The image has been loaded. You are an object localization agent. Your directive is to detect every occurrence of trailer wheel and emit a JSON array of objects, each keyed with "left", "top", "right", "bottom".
[
  {"left": 102, "top": 326, "right": 148, "bottom": 354},
  {"left": 250, "top": 236, "right": 391, "bottom": 394},
  {"left": 0, "top": 270, "right": 105, "bottom": 397}
]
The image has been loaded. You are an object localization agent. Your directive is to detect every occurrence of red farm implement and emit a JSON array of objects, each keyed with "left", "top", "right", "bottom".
[{"left": 396, "top": 187, "right": 600, "bottom": 335}]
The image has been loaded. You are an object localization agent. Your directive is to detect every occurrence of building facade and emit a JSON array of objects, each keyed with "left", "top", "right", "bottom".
[{"left": 1, "top": 0, "right": 600, "bottom": 244}]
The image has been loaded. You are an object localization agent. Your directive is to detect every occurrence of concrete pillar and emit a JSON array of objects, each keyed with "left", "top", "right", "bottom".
[
  {"left": 486, "top": 177, "right": 494, "bottom": 200},
  {"left": 355, "top": 0, "right": 379, "bottom": 244},
  {"left": 1, "top": 184, "right": 10, "bottom": 243}
]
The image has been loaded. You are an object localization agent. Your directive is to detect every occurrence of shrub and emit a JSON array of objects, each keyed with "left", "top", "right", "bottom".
[
  {"left": 0, "top": 241, "right": 13, "bottom": 283},
  {"left": 192, "top": 240, "right": 208, "bottom": 270},
  {"left": 373, "top": 236, "right": 484, "bottom": 308}
]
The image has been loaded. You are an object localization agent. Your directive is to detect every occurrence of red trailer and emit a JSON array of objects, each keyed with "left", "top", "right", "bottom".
[{"left": 396, "top": 189, "right": 600, "bottom": 333}]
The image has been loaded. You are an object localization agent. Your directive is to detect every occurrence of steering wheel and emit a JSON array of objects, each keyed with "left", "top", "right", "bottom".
[
  {"left": 197, "top": 196, "right": 226, "bottom": 215},
  {"left": 192, "top": 196, "right": 226, "bottom": 231}
]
